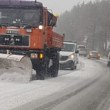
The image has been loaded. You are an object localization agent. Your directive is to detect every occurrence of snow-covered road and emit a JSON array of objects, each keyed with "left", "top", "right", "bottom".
[{"left": 0, "top": 57, "right": 109, "bottom": 110}]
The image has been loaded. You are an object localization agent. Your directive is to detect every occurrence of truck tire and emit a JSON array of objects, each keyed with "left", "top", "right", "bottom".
[
  {"left": 50, "top": 52, "right": 59, "bottom": 77},
  {"left": 36, "top": 56, "right": 49, "bottom": 80},
  {"left": 36, "top": 66, "right": 45, "bottom": 80}
]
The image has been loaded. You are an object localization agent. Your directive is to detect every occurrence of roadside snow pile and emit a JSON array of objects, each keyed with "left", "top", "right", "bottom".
[{"left": 0, "top": 57, "right": 32, "bottom": 83}]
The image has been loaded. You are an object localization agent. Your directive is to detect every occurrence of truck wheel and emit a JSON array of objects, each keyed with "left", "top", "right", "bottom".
[
  {"left": 36, "top": 56, "right": 49, "bottom": 80},
  {"left": 36, "top": 67, "right": 45, "bottom": 80},
  {"left": 50, "top": 53, "right": 59, "bottom": 77}
]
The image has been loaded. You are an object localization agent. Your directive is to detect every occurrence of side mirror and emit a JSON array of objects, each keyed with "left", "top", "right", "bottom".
[{"left": 75, "top": 50, "right": 79, "bottom": 53}]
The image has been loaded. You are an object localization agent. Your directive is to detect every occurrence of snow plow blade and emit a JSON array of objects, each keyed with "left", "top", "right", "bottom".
[{"left": 0, "top": 54, "right": 32, "bottom": 83}]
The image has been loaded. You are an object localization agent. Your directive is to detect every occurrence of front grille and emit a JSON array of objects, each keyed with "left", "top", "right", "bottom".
[
  {"left": 0, "top": 34, "right": 29, "bottom": 46},
  {"left": 60, "top": 56, "right": 68, "bottom": 61}
]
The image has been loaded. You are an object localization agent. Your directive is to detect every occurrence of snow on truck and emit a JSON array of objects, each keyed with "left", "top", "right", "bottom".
[{"left": 0, "top": 0, "right": 64, "bottom": 81}]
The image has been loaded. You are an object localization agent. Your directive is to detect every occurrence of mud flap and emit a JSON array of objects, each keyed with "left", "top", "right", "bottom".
[{"left": 0, "top": 54, "right": 32, "bottom": 83}]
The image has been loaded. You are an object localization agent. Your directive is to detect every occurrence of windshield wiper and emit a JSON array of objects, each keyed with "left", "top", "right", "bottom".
[
  {"left": 0, "top": 23, "right": 20, "bottom": 27},
  {"left": 0, "top": 22, "right": 38, "bottom": 28},
  {"left": 22, "top": 23, "right": 38, "bottom": 28},
  {"left": 21, "top": 23, "right": 32, "bottom": 28}
]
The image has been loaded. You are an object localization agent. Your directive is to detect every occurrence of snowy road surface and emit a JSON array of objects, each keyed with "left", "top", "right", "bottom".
[{"left": 0, "top": 57, "right": 110, "bottom": 110}]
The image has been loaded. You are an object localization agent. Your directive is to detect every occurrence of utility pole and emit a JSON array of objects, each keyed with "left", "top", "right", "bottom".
[{"left": 92, "top": 23, "right": 96, "bottom": 50}]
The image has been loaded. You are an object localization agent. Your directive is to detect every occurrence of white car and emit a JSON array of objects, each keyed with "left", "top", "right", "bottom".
[
  {"left": 59, "top": 41, "right": 79, "bottom": 70},
  {"left": 107, "top": 52, "right": 110, "bottom": 66},
  {"left": 78, "top": 45, "right": 87, "bottom": 57}
]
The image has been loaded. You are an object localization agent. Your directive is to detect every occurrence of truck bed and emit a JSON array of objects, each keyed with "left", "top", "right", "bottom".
[{"left": 51, "top": 32, "right": 64, "bottom": 49}]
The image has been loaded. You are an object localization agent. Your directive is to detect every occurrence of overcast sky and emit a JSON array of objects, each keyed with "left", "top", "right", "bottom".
[{"left": 39, "top": 0, "right": 96, "bottom": 14}]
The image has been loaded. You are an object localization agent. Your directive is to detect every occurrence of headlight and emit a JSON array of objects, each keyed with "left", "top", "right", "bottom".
[
  {"left": 38, "top": 25, "right": 44, "bottom": 30},
  {"left": 69, "top": 54, "right": 75, "bottom": 59},
  {"left": 31, "top": 53, "right": 38, "bottom": 59}
]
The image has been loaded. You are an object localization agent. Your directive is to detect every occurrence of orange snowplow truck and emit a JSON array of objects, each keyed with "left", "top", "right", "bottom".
[{"left": 0, "top": 0, "right": 64, "bottom": 80}]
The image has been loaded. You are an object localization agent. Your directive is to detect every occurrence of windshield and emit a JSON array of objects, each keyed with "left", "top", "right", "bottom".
[
  {"left": 79, "top": 47, "right": 86, "bottom": 51},
  {"left": 62, "top": 43, "right": 76, "bottom": 52},
  {"left": 91, "top": 51, "right": 98, "bottom": 55},
  {"left": 0, "top": 8, "right": 42, "bottom": 27}
]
